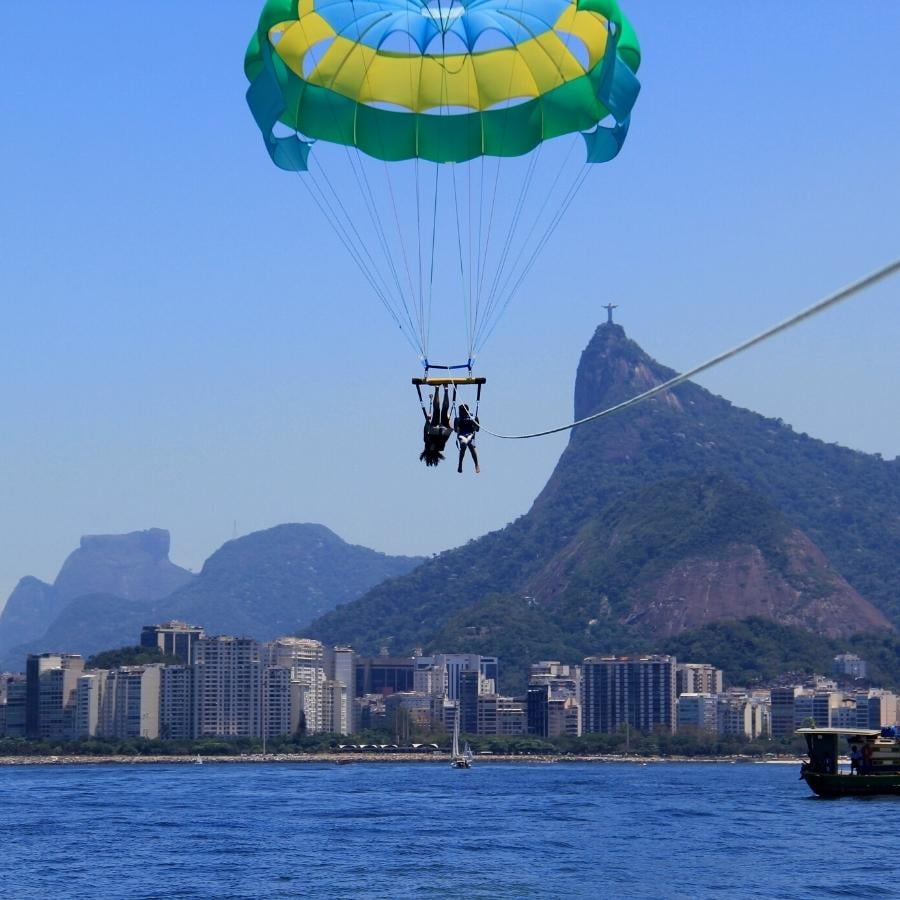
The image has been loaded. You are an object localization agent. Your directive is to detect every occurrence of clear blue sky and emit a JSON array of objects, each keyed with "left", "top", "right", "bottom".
[{"left": 1, "top": 2, "right": 899, "bottom": 608}]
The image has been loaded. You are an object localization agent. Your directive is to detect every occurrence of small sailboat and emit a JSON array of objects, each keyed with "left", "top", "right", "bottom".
[
  {"left": 194, "top": 754, "right": 203, "bottom": 765},
  {"left": 450, "top": 713, "right": 472, "bottom": 769}
]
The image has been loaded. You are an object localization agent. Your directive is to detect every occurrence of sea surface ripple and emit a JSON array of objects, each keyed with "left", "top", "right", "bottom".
[{"left": 0, "top": 761, "right": 894, "bottom": 898}]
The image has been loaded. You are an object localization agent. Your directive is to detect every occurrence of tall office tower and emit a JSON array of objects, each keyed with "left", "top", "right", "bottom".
[
  {"left": 770, "top": 686, "right": 800, "bottom": 738},
  {"left": 194, "top": 636, "right": 265, "bottom": 737},
  {"left": 329, "top": 646, "right": 355, "bottom": 735},
  {"left": 73, "top": 672, "right": 107, "bottom": 738},
  {"left": 140, "top": 621, "right": 206, "bottom": 664},
  {"left": 355, "top": 656, "right": 415, "bottom": 697},
  {"left": 25, "top": 653, "right": 85, "bottom": 740},
  {"left": 527, "top": 684, "right": 551, "bottom": 737},
  {"left": 0, "top": 675, "right": 26, "bottom": 737},
  {"left": 528, "top": 661, "right": 582, "bottom": 737},
  {"left": 676, "top": 693, "right": 718, "bottom": 734},
  {"left": 459, "top": 670, "right": 494, "bottom": 734},
  {"left": 582, "top": 655, "right": 677, "bottom": 735},
  {"left": 160, "top": 665, "right": 195, "bottom": 740},
  {"left": 98, "top": 666, "right": 161, "bottom": 739},
  {"left": 676, "top": 663, "right": 724, "bottom": 697},
  {"left": 271, "top": 638, "right": 328, "bottom": 734}
]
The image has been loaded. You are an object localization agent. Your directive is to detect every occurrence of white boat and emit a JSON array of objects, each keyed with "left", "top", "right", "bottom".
[{"left": 450, "top": 713, "right": 472, "bottom": 769}]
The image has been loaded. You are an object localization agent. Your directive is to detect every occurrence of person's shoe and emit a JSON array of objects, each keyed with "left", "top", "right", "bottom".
[
  {"left": 475, "top": 465, "right": 481, "bottom": 474},
  {"left": 457, "top": 466, "right": 463, "bottom": 474}
]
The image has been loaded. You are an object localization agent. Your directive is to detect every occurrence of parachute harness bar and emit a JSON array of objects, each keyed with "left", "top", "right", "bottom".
[{"left": 479, "top": 256, "right": 900, "bottom": 440}]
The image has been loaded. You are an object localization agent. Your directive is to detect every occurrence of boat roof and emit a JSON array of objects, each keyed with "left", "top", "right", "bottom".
[{"left": 796, "top": 727, "right": 881, "bottom": 736}]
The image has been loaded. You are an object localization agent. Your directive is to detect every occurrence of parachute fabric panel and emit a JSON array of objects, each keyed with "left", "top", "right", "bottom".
[{"left": 245, "top": 0, "right": 641, "bottom": 166}]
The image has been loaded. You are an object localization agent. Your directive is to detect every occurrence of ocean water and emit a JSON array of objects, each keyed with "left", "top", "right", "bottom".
[{"left": 0, "top": 761, "right": 896, "bottom": 899}]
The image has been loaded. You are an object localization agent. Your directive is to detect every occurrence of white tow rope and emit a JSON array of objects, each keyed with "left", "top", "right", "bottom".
[{"left": 480, "top": 256, "right": 900, "bottom": 440}]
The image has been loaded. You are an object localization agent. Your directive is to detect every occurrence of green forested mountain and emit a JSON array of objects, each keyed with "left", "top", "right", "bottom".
[{"left": 309, "top": 323, "right": 899, "bottom": 687}]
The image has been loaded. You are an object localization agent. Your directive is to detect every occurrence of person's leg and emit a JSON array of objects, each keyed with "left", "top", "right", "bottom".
[
  {"left": 469, "top": 443, "right": 480, "bottom": 473},
  {"left": 457, "top": 443, "right": 465, "bottom": 473},
  {"left": 430, "top": 389, "right": 440, "bottom": 427},
  {"left": 441, "top": 386, "right": 450, "bottom": 428}
]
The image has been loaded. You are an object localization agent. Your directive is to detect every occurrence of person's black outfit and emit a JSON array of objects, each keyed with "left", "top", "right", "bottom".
[
  {"left": 420, "top": 386, "right": 453, "bottom": 467},
  {"left": 454, "top": 404, "right": 480, "bottom": 473}
]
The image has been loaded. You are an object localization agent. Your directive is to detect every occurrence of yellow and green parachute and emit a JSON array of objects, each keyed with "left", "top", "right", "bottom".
[{"left": 246, "top": 0, "right": 641, "bottom": 367}]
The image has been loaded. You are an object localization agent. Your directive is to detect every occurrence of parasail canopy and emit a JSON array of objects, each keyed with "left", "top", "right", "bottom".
[{"left": 246, "top": 0, "right": 641, "bottom": 366}]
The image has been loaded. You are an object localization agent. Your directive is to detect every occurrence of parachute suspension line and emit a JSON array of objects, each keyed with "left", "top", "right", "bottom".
[
  {"left": 473, "top": 31, "right": 521, "bottom": 327},
  {"left": 451, "top": 161, "right": 473, "bottom": 360},
  {"left": 476, "top": 151, "right": 589, "bottom": 352},
  {"left": 427, "top": 162, "right": 441, "bottom": 357},
  {"left": 478, "top": 143, "right": 543, "bottom": 338},
  {"left": 359, "top": 34, "right": 420, "bottom": 350},
  {"left": 478, "top": 162, "right": 590, "bottom": 352},
  {"left": 480, "top": 255, "right": 900, "bottom": 440},
  {"left": 414, "top": 156, "right": 426, "bottom": 357},
  {"left": 309, "top": 153, "right": 423, "bottom": 354},
  {"left": 307, "top": 6, "right": 425, "bottom": 354},
  {"left": 295, "top": 173, "right": 422, "bottom": 357},
  {"left": 345, "top": 147, "right": 420, "bottom": 346},
  {"left": 503, "top": 162, "right": 590, "bottom": 302},
  {"left": 469, "top": 20, "right": 593, "bottom": 357}
]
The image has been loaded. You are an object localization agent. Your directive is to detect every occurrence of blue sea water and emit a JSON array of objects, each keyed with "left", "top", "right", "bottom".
[{"left": 0, "top": 761, "right": 896, "bottom": 899}]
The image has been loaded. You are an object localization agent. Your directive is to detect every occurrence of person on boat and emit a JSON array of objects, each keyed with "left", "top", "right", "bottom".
[
  {"left": 420, "top": 386, "right": 453, "bottom": 467},
  {"left": 454, "top": 403, "right": 480, "bottom": 474},
  {"left": 861, "top": 742, "right": 874, "bottom": 774}
]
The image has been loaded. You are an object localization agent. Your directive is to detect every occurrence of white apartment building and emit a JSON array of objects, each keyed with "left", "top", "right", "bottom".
[
  {"left": 194, "top": 637, "right": 265, "bottom": 738},
  {"left": 99, "top": 666, "right": 161, "bottom": 739}
]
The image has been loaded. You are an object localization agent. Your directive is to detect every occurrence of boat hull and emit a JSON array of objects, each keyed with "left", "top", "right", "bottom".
[{"left": 802, "top": 771, "right": 900, "bottom": 798}]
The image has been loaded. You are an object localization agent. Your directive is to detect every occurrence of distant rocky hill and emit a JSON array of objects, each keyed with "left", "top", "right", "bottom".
[
  {"left": 0, "top": 529, "right": 193, "bottom": 665},
  {"left": 0, "top": 525, "right": 422, "bottom": 670},
  {"left": 153, "top": 524, "right": 422, "bottom": 641},
  {"left": 309, "top": 323, "right": 899, "bottom": 687}
]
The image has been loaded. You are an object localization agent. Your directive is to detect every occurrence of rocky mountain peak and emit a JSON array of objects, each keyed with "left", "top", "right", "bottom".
[{"left": 573, "top": 322, "right": 676, "bottom": 421}]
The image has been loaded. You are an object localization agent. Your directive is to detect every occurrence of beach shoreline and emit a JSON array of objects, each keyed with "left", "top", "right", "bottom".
[{"left": 0, "top": 752, "right": 804, "bottom": 766}]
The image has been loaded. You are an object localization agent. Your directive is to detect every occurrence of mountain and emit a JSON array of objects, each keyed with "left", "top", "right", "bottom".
[
  {"left": 309, "top": 323, "right": 898, "bottom": 687},
  {"left": 153, "top": 524, "right": 423, "bottom": 641},
  {"left": 7, "top": 594, "right": 149, "bottom": 663},
  {"left": 0, "top": 524, "right": 423, "bottom": 670},
  {"left": 0, "top": 529, "right": 193, "bottom": 665}
]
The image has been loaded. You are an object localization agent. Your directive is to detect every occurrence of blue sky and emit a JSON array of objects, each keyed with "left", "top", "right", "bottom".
[{"left": 1, "top": 2, "right": 899, "bottom": 609}]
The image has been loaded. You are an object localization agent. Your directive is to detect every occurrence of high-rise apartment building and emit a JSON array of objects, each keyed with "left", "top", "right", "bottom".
[
  {"left": 676, "top": 663, "right": 724, "bottom": 697},
  {"left": 73, "top": 672, "right": 106, "bottom": 738},
  {"left": 582, "top": 655, "right": 676, "bottom": 735},
  {"left": 194, "top": 637, "right": 265, "bottom": 738},
  {"left": 329, "top": 646, "right": 355, "bottom": 735},
  {"left": 770, "top": 686, "right": 799, "bottom": 738},
  {"left": 160, "top": 665, "right": 194, "bottom": 740},
  {"left": 99, "top": 666, "right": 161, "bottom": 739},
  {"left": 271, "top": 638, "right": 327, "bottom": 734}
]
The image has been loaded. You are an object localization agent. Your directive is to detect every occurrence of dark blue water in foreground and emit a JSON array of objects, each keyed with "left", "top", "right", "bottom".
[{"left": 0, "top": 761, "right": 896, "bottom": 898}]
